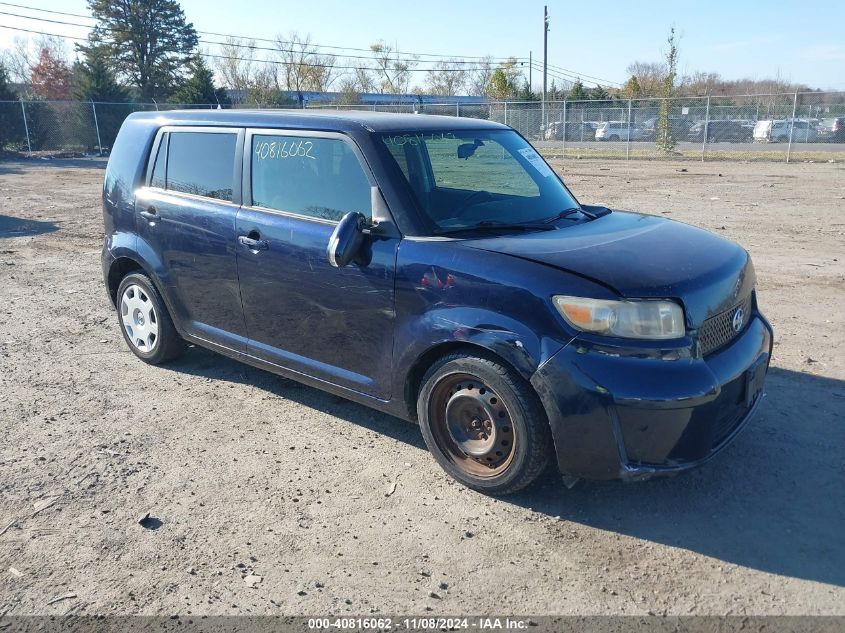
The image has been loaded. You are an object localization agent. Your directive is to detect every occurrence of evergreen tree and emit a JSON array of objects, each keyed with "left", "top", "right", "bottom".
[
  {"left": 0, "top": 62, "right": 24, "bottom": 151},
  {"left": 73, "top": 47, "right": 128, "bottom": 102},
  {"left": 590, "top": 85, "right": 609, "bottom": 101},
  {"left": 82, "top": 0, "right": 198, "bottom": 100},
  {"left": 568, "top": 79, "right": 587, "bottom": 101},
  {"left": 169, "top": 56, "right": 230, "bottom": 105}
]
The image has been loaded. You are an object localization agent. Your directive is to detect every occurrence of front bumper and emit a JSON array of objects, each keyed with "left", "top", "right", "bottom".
[{"left": 530, "top": 312, "right": 774, "bottom": 481}]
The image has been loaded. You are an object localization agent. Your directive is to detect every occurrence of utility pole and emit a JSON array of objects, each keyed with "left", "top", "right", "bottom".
[
  {"left": 542, "top": 6, "right": 549, "bottom": 130},
  {"left": 529, "top": 51, "right": 532, "bottom": 92}
]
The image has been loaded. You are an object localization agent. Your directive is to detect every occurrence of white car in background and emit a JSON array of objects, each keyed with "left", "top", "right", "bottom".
[
  {"left": 753, "top": 119, "right": 818, "bottom": 143},
  {"left": 594, "top": 121, "right": 645, "bottom": 141}
]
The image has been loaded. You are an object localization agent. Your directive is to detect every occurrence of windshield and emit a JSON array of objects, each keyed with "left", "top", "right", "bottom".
[{"left": 378, "top": 130, "right": 580, "bottom": 233}]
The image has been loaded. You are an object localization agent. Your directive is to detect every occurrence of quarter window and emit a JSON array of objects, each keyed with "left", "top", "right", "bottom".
[
  {"left": 150, "top": 133, "right": 167, "bottom": 189},
  {"left": 165, "top": 132, "right": 236, "bottom": 202},
  {"left": 250, "top": 134, "right": 372, "bottom": 221}
]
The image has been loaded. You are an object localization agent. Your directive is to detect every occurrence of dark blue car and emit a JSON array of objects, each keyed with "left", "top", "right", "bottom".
[{"left": 101, "top": 110, "right": 773, "bottom": 495}]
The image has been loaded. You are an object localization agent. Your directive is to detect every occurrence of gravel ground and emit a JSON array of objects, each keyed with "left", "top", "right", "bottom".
[{"left": 0, "top": 157, "right": 843, "bottom": 617}]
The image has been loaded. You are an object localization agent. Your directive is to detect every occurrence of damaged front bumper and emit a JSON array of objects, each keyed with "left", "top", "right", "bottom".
[{"left": 530, "top": 311, "right": 774, "bottom": 481}]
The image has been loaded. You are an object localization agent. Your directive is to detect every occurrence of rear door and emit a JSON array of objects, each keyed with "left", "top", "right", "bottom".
[
  {"left": 135, "top": 127, "right": 247, "bottom": 351},
  {"left": 235, "top": 129, "right": 398, "bottom": 399}
]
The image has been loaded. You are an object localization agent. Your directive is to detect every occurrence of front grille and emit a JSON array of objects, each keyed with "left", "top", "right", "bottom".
[{"left": 698, "top": 292, "right": 753, "bottom": 356}]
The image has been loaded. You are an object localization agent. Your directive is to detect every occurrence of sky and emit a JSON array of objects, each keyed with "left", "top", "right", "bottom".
[{"left": 1, "top": 0, "right": 844, "bottom": 91}]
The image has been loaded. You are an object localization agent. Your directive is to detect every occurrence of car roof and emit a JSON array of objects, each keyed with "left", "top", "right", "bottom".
[{"left": 127, "top": 108, "right": 509, "bottom": 133}]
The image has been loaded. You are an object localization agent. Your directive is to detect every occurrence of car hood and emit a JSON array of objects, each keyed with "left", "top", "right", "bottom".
[{"left": 463, "top": 210, "right": 755, "bottom": 326}]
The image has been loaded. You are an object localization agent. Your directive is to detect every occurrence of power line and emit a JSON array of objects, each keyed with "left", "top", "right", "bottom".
[
  {"left": 0, "top": 23, "right": 497, "bottom": 73},
  {"left": 0, "top": 1, "right": 526, "bottom": 63}
]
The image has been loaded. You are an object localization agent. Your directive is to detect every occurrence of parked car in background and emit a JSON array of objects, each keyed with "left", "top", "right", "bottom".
[
  {"left": 687, "top": 120, "right": 753, "bottom": 143},
  {"left": 753, "top": 119, "right": 819, "bottom": 143},
  {"left": 640, "top": 116, "right": 695, "bottom": 141},
  {"left": 816, "top": 117, "right": 845, "bottom": 142},
  {"left": 595, "top": 121, "right": 645, "bottom": 141},
  {"left": 544, "top": 121, "right": 601, "bottom": 141}
]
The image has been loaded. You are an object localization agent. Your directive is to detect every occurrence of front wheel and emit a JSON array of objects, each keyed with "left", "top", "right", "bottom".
[
  {"left": 116, "top": 272, "right": 185, "bottom": 365},
  {"left": 417, "top": 353, "right": 552, "bottom": 495}
]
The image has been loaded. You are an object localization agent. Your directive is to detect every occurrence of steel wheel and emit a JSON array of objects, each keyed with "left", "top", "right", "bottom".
[
  {"left": 427, "top": 372, "right": 517, "bottom": 478},
  {"left": 120, "top": 284, "right": 159, "bottom": 353}
]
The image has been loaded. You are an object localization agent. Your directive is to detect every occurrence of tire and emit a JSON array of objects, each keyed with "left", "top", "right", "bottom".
[
  {"left": 116, "top": 272, "right": 185, "bottom": 365},
  {"left": 608, "top": 134, "right": 620, "bottom": 142},
  {"left": 417, "top": 352, "right": 552, "bottom": 495}
]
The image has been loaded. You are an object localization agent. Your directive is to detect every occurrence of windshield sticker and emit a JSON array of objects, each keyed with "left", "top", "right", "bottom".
[{"left": 517, "top": 147, "right": 553, "bottom": 178}]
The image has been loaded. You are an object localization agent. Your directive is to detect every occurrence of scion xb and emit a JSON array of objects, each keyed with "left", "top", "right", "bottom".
[{"left": 102, "top": 110, "right": 773, "bottom": 495}]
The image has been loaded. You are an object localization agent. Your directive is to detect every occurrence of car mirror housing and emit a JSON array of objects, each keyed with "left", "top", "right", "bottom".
[{"left": 327, "top": 211, "right": 367, "bottom": 268}]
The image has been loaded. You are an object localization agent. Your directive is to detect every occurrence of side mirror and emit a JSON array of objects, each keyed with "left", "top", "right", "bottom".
[{"left": 327, "top": 211, "right": 367, "bottom": 268}]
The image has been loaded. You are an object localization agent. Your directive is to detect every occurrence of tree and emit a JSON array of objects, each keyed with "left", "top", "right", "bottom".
[
  {"left": 622, "top": 76, "right": 642, "bottom": 99},
  {"left": 590, "top": 84, "right": 609, "bottom": 101},
  {"left": 170, "top": 56, "right": 230, "bottom": 105},
  {"left": 82, "top": 0, "right": 198, "bottom": 101},
  {"left": 74, "top": 46, "right": 127, "bottom": 102},
  {"left": 214, "top": 37, "right": 259, "bottom": 103},
  {"left": 487, "top": 58, "right": 521, "bottom": 100},
  {"left": 466, "top": 56, "right": 494, "bottom": 97},
  {"left": 0, "top": 61, "right": 25, "bottom": 150},
  {"left": 275, "top": 32, "right": 336, "bottom": 106},
  {"left": 656, "top": 27, "right": 679, "bottom": 152},
  {"left": 625, "top": 61, "right": 666, "bottom": 97},
  {"left": 568, "top": 79, "right": 587, "bottom": 101},
  {"left": 425, "top": 59, "right": 467, "bottom": 97},
  {"left": 1, "top": 37, "right": 34, "bottom": 86},
  {"left": 30, "top": 46, "right": 72, "bottom": 100},
  {"left": 369, "top": 42, "right": 417, "bottom": 95}
]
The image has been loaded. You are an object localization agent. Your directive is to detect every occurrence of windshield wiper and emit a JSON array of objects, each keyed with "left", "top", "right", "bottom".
[
  {"left": 542, "top": 207, "right": 584, "bottom": 223},
  {"left": 433, "top": 220, "right": 556, "bottom": 236}
]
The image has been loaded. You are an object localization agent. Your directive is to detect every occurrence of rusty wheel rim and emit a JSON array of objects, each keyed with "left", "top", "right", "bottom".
[{"left": 428, "top": 373, "right": 516, "bottom": 478}]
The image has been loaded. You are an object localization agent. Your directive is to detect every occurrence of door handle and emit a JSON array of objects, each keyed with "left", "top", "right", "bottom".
[
  {"left": 139, "top": 206, "right": 157, "bottom": 222},
  {"left": 238, "top": 235, "right": 268, "bottom": 250}
]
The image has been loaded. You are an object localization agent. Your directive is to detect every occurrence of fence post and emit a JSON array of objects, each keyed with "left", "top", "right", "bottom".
[
  {"left": 626, "top": 99, "right": 632, "bottom": 161},
  {"left": 456, "top": 102, "right": 460, "bottom": 117},
  {"left": 786, "top": 91, "right": 798, "bottom": 163},
  {"left": 19, "top": 99, "right": 32, "bottom": 157},
  {"left": 504, "top": 101, "right": 508, "bottom": 126},
  {"left": 702, "top": 94, "right": 711, "bottom": 162},
  {"left": 152, "top": 98, "right": 159, "bottom": 111},
  {"left": 91, "top": 100, "right": 103, "bottom": 156},
  {"left": 561, "top": 99, "right": 567, "bottom": 159}
]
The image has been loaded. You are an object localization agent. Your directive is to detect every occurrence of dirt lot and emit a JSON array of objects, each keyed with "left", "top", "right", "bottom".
[{"left": 0, "top": 157, "right": 843, "bottom": 617}]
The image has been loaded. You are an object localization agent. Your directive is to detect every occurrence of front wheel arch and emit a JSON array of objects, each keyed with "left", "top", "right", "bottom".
[{"left": 404, "top": 342, "right": 536, "bottom": 422}]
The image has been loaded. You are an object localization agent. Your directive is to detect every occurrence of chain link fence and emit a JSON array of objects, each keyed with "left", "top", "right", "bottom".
[
  {"left": 317, "top": 91, "right": 845, "bottom": 163},
  {"left": 2, "top": 92, "right": 844, "bottom": 162}
]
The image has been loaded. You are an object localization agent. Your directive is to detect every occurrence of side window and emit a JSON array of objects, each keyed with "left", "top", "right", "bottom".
[
  {"left": 250, "top": 134, "right": 372, "bottom": 221},
  {"left": 150, "top": 133, "right": 167, "bottom": 189},
  {"left": 166, "top": 132, "right": 236, "bottom": 201}
]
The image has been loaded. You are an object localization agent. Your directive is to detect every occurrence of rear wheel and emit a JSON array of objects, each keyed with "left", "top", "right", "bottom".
[
  {"left": 608, "top": 134, "right": 620, "bottom": 142},
  {"left": 116, "top": 272, "right": 185, "bottom": 364},
  {"left": 417, "top": 353, "right": 552, "bottom": 495}
]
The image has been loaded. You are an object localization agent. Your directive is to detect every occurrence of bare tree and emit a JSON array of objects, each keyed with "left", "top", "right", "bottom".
[
  {"left": 656, "top": 27, "right": 679, "bottom": 152},
  {"left": 424, "top": 59, "right": 467, "bottom": 97},
  {"left": 625, "top": 61, "right": 667, "bottom": 97},
  {"left": 467, "top": 56, "right": 494, "bottom": 97},
  {"left": 214, "top": 37, "right": 260, "bottom": 102},
  {"left": 369, "top": 41, "right": 417, "bottom": 95}
]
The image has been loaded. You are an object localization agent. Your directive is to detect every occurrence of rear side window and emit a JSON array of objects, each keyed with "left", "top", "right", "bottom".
[
  {"left": 165, "top": 132, "right": 236, "bottom": 202},
  {"left": 250, "top": 134, "right": 372, "bottom": 221}
]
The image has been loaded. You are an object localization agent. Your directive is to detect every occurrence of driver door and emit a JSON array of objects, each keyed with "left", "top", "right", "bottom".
[{"left": 234, "top": 130, "right": 398, "bottom": 399}]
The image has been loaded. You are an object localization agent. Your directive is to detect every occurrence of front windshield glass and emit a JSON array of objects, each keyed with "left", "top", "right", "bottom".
[{"left": 378, "top": 130, "right": 580, "bottom": 232}]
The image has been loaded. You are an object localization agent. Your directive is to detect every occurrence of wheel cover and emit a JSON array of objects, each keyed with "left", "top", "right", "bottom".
[
  {"left": 428, "top": 373, "right": 516, "bottom": 478},
  {"left": 120, "top": 284, "right": 159, "bottom": 353}
]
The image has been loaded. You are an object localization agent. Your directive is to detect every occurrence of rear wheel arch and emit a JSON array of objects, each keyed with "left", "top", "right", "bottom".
[{"left": 107, "top": 257, "right": 144, "bottom": 306}]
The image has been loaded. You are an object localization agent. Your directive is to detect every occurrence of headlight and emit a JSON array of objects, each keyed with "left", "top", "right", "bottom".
[{"left": 552, "top": 295, "right": 685, "bottom": 340}]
